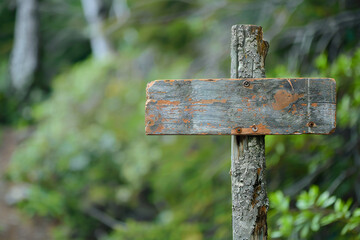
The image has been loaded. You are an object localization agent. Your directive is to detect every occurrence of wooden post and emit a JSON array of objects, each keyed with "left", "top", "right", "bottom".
[
  {"left": 145, "top": 24, "right": 336, "bottom": 240},
  {"left": 230, "top": 25, "right": 269, "bottom": 239}
]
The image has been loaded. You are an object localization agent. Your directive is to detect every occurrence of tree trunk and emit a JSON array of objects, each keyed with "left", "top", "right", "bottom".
[
  {"left": 111, "top": 0, "right": 130, "bottom": 24},
  {"left": 10, "top": 0, "right": 39, "bottom": 93},
  {"left": 230, "top": 25, "right": 269, "bottom": 240},
  {"left": 81, "top": 0, "right": 114, "bottom": 60}
]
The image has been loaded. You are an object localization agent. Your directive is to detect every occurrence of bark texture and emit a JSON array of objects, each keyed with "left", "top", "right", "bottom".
[
  {"left": 10, "top": 0, "right": 39, "bottom": 92},
  {"left": 81, "top": 0, "right": 114, "bottom": 60},
  {"left": 230, "top": 25, "right": 269, "bottom": 240}
]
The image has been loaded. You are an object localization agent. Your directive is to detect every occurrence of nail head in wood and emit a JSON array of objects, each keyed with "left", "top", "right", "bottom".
[
  {"left": 252, "top": 125, "right": 258, "bottom": 132},
  {"left": 308, "top": 121, "right": 315, "bottom": 127},
  {"left": 243, "top": 80, "right": 251, "bottom": 87}
]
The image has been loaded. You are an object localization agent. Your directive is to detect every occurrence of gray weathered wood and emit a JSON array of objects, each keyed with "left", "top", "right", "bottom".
[
  {"left": 144, "top": 24, "right": 337, "bottom": 240},
  {"left": 230, "top": 24, "right": 268, "bottom": 240},
  {"left": 145, "top": 78, "right": 336, "bottom": 135}
]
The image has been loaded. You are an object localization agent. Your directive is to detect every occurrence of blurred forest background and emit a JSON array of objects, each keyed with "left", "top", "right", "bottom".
[{"left": 0, "top": 0, "right": 360, "bottom": 239}]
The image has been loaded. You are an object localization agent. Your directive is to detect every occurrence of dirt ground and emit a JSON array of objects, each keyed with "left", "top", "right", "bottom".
[{"left": 0, "top": 128, "right": 51, "bottom": 240}]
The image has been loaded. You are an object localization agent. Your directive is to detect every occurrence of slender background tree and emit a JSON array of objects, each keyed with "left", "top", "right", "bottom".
[{"left": 10, "top": 0, "right": 39, "bottom": 94}]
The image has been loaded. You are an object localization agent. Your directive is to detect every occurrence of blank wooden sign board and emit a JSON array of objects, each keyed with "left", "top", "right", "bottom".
[
  {"left": 145, "top": 25, "right": 336, "bottom": 240},
  {"left": 146, "top": 78, "right": 336, "bottom": 135}
]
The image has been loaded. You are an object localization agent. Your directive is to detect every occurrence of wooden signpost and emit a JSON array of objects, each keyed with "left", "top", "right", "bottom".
[{"left": 145, "top": 25, "right": 336, "bottom": 239}]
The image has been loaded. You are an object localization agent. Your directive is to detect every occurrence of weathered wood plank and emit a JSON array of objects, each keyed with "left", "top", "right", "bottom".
[{"left": 145, "top": 78, "right": 336, "bottom": 135}]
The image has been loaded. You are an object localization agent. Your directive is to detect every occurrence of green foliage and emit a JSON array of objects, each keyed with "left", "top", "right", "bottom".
[
  {"left": 9, "top": 47, "right": 360, "bottom": 239},
  {"left": 8, "top": 56, "right": 232, "bottom": 239},
  {"left": 3, "top": 0, "right": 360, "bottom": 239},
  {"left": 270, "top": 186, "right": 360, "bottom": 239},
  {"left": 267, "top": 49, "right": 360, "bottom": 239},
  {"left": 104, "top": 221, "right": 202, "bottom": 240}
]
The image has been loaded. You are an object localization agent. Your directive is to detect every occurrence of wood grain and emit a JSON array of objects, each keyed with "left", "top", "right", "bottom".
[{"left": 145, "top": 78, "right": 336, "bottom": 135}]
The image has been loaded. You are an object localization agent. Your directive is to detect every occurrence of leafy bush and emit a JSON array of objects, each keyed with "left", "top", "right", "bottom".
[
  {"left": 267, "top": 49, "right": 360, "bottom": 239},
  {"left": 8, "top": 44, "right": 360, "bottom": 240},
  {"left": 270, "top": 186, "right": 360, "bottom": 239},
  {"left": 8, "top": 56, "right": 232, "bottom": 239}
]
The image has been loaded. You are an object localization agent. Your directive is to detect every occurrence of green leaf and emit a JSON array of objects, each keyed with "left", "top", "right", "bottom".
[
  {"left": 311, "top": 214, "right": 321, "bottom": 231},
  {"left": 353, "top": 209, "right": 360, "bottom": 217},
  {"left": 335, "top": 199, "right": 344, "bottom": 212},
  {"left": 322, "top": 196, "right": 336, "bottom": 208},
  {"left": 270, "top": 191, "right": 290, "bottom": 212},
  {"left": 320, "top": 213, "right": 338, "bottom": 226},
  {"left": 316, "top": 191, "right": 330, "bottom": 207},
  {"left": 300, "top": 224, "right": 310, "bottom": 238}
]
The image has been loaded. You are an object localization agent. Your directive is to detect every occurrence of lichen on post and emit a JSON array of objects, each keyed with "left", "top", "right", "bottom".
[{"left": 230, "top": 25, "right": 269, "bottom": 240}]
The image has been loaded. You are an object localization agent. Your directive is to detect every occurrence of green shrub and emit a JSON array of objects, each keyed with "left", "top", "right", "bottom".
[{"left": 8, "top": 46, "right": 360, "bottom": 239}]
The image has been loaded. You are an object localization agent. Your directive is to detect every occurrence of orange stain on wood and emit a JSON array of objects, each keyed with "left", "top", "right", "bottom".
[
  {"left": 256, "top": 123, "right": 272, "bottom": 134},
  {"left": 145, "top": 114, "right": 155, "bottom": 127},
  {"left": 153, "top": 124, "right": 164, "bottom": 133},
  {"left": 272, "top": 90, "right": 304, "bottom": 110},
  {"left": 231, "top": 123, "right": 271, "bottom": 135},
  {"left": 161, "top": 118, "right": 172, "bottom": 122},
  {"left": 157, "top": 100, "right": 180, "bottom": 105},
  {"left": 184, "top": 108, "right": 205, "bottom": 114},
  {"left": 145, "top": 113, "right": 164, "bottom": 134},
  {"left": 192, "top": 99, "right": 227, "bottom": 104},
  {"left": 146, "top": 81, "right": 155, "bottom": 96}
]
